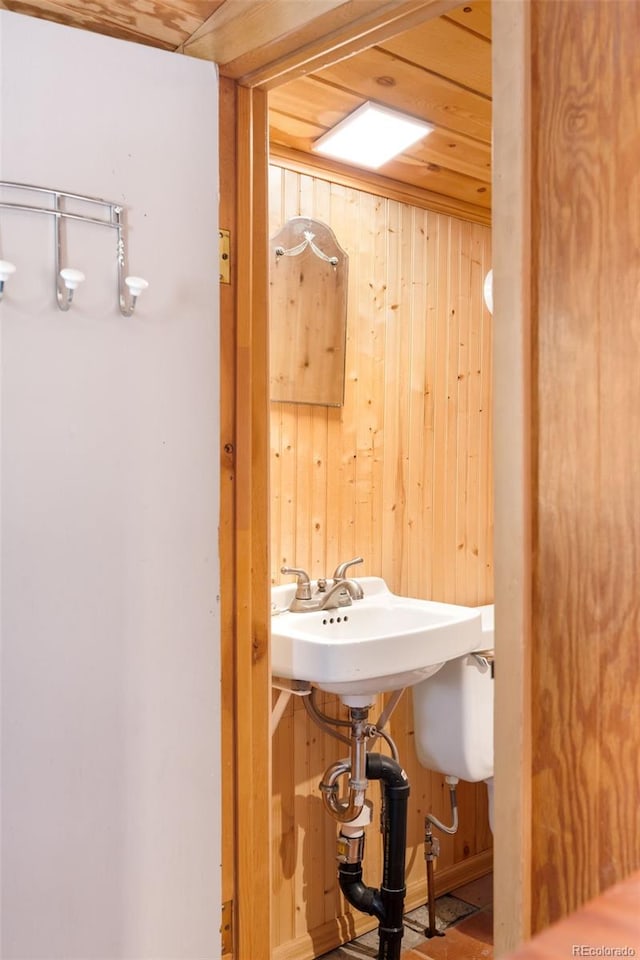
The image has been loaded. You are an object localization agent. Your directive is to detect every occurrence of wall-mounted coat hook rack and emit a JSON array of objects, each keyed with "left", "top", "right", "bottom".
[{"left": 0, "top": 181, "right": 148, "bottom": 314}]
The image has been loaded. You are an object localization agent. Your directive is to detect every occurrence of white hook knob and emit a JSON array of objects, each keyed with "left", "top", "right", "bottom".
[
  {"left": 0, "top": 259, "right": 17, "bottom": 283},
  {"left": 60, "top": 267, "right": 85, "bottom": 291},
  {"left": 125, "top": 276, "right": 149, "bottom": 299}
]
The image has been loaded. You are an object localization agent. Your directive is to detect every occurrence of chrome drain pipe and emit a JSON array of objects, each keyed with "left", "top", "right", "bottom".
[{"left": 320, "top": 707, "right": 369, "bottom": 822}]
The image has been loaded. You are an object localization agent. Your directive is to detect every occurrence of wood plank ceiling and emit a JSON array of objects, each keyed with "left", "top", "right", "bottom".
[
  {"left": 0, "top": 0, "right": 491, "bottom": 220},
  {"left": 268, "top": 2, "right": 492, "bottom": 222}
]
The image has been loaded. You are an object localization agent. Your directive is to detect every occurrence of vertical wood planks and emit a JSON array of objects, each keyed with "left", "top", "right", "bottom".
[{"left": 269, "top": 163, "right": 494, "bottom": 957}]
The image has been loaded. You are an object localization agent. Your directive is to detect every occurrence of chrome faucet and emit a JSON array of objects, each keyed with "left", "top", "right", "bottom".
[
  {"left": 333, "top": 556, "right": 364, "bottom": 581},
  {"left": 281, "top": 561, "right": 364, "bottom": 612},
  {"left": 316, "top": 577, "right": 363, "bottom": 609}
]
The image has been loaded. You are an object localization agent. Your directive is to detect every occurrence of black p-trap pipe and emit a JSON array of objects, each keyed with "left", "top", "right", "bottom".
[{"left": 337, "top": 753, "right": 410, "bottom": 960}]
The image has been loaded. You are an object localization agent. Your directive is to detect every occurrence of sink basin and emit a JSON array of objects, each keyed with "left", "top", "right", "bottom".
[{"left": 271, "top": 577, "right": 483, "bottom": 702}]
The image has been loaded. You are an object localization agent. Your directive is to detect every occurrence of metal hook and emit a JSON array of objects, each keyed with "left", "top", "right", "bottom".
[{"left": 114, "top": 207, "right": 148, "bottom": 316}]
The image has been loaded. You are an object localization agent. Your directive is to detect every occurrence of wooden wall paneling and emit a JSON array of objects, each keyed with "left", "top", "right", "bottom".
[
  {"left": 323, "top": 404, "right": 340, "bottom": 570},
  {"left": 381, "top": 199, "right": 409, "bottom": 593},
  {"left": 455, "top": 220, "right": 472, "bottom": 604},
  {"left": 292, "top": 690, "right": 311, "bottom": 939},
  {"left": 387, "top": 692, "right": 427, "bottom": 885},
  {"left": 445, "top": 217, "right": 462, "bottom": 604},
  {"left": 532, "top": 0, "right": 603, "bottom": 922},
  {"left": 465, "top": 223, "right": 482, "bottom": 608},
  {"left": 310, "top": 408, "right": 329, "bottom": 579},
  {"left": 269, "top": 170, "right": 285, "bottom": 586},
  {"left": 429, "top": 215, "right": 445, "bottom": 601},
  {"left": 270, "top": 405, "right": 282, "bottom": 582},
  {"left": 421, "top": 209, "right": 439, "bottom": 601},
  {"left": 270, "top": 155, "right": 286, "bottom": 224},
  {"left": 431, "top": 216, "right": 450, "bottom": 601},
  {"left": 444, "top": 215, "right": 460, "bottom": 606},
  {"left": 530, "top": 0, "right": 640, "bottom": 934},
  {"left": 532, "top": 0, "right": 603, "bottom": 927},
  {"left": 453, "top": 779, "right": 478, "bottom": 865},
  {"left": 309, "top": 178, "right": 334, "bottom": 579},
  {"left": 406, "top": 206, "right": 428, "bottom": 600},
  {"left": 295, "top": 405, "right": 313, "bottom": 576},
  {"left": 277, "top": 177, "right": 300, "bottom": 567},
  {"left": 369, "top": 194, "right": 389, "bottom": 580},
  {"left": 268, "top": 165, "right": 494, "bottom": 958},
  {"left": 311, "top": 697, "right": 335, "bottom": 930},
  {"left": 397, "top": 200, "right": 414, "bottom": 596},
  {"left": 272, "top": 703, "right": 295, "bottom": 946},
  {"left": 280, "top": 406, "right": 298, "bottom": 571},
  {"left": 319, "top": 183, "right": 352, "bottom": 574},
  {"left": 479, "top": 224, "right": 493, "bottom": 603},
  {"left": 350, "top": 204, "right": 369, "bottom": 575},
  {"left": 335, "top": 198, "right": 359, "bottom": 572},
  {"left": 475, "top": 223, "right": 492, "bottom": 604},
  {"left": 598, "top": 1, "right": 640, "bottom": 888}
]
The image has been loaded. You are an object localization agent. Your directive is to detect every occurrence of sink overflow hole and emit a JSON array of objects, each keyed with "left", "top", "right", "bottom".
[{"left": 321, "top": 615, "right": 349, "bottom": 626}]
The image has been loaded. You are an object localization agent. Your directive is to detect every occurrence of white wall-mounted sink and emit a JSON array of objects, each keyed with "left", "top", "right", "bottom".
[{"left": 271, "top": 577, "right": 483, "bottom": 703}]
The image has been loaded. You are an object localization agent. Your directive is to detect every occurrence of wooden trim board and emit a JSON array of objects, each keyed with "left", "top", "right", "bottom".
[
  {"left": 234, "top": 84, "right": 273, "bottom": 960},
  {"left": 269, "top": 146, "right": 491, "bottom": 225},
  {"left": 492, "top": 0, "right": 532, "bottom": 953},
  {"left": 271, "top": 852, "right": 494, "bottom": 960}
]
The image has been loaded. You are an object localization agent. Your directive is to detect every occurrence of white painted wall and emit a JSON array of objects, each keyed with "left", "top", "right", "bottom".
[{"left": 0, "top": 12, "right": 220, "bottom": 959}]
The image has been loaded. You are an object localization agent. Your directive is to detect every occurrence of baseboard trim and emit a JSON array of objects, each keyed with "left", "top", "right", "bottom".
[{"left": 272, "top": 849, "right": 494, "bottom": 960}]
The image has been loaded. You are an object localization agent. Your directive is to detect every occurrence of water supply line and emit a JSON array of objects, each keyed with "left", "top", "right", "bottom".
[
  {"left": 303, "top": 687, "right": 352, "bottom": 746},
  {"left": 304, "top": 686, "right": 404, "bottom": 753},
  {"left": 423, "top": 775, "right": 459, "bottom": 939}
]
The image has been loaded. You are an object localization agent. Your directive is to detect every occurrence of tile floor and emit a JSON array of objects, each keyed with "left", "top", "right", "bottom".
[{"left": 318, "top": 874, "right": 493, "bottom": 960}]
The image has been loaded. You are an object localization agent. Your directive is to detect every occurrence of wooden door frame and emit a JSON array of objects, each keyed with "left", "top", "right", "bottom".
[
  {"left": 491, "top": 2, "right": 532, "bottom": 953},
  {"left": 229, "top": 2, "right": 532, "bottom": 956}
]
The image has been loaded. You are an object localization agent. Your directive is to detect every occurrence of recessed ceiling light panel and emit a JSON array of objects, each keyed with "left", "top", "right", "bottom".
[{"left": 311, "top": 101, "right": 434, "bottom": 170}]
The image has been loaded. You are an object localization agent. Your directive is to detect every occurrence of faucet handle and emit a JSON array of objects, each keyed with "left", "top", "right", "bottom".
[
  {"left": 280, "top": 566, "right": 312, "bottom": 600},
  {"left": 332, "top": 556, "right": 364, "bottom": 580}
]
